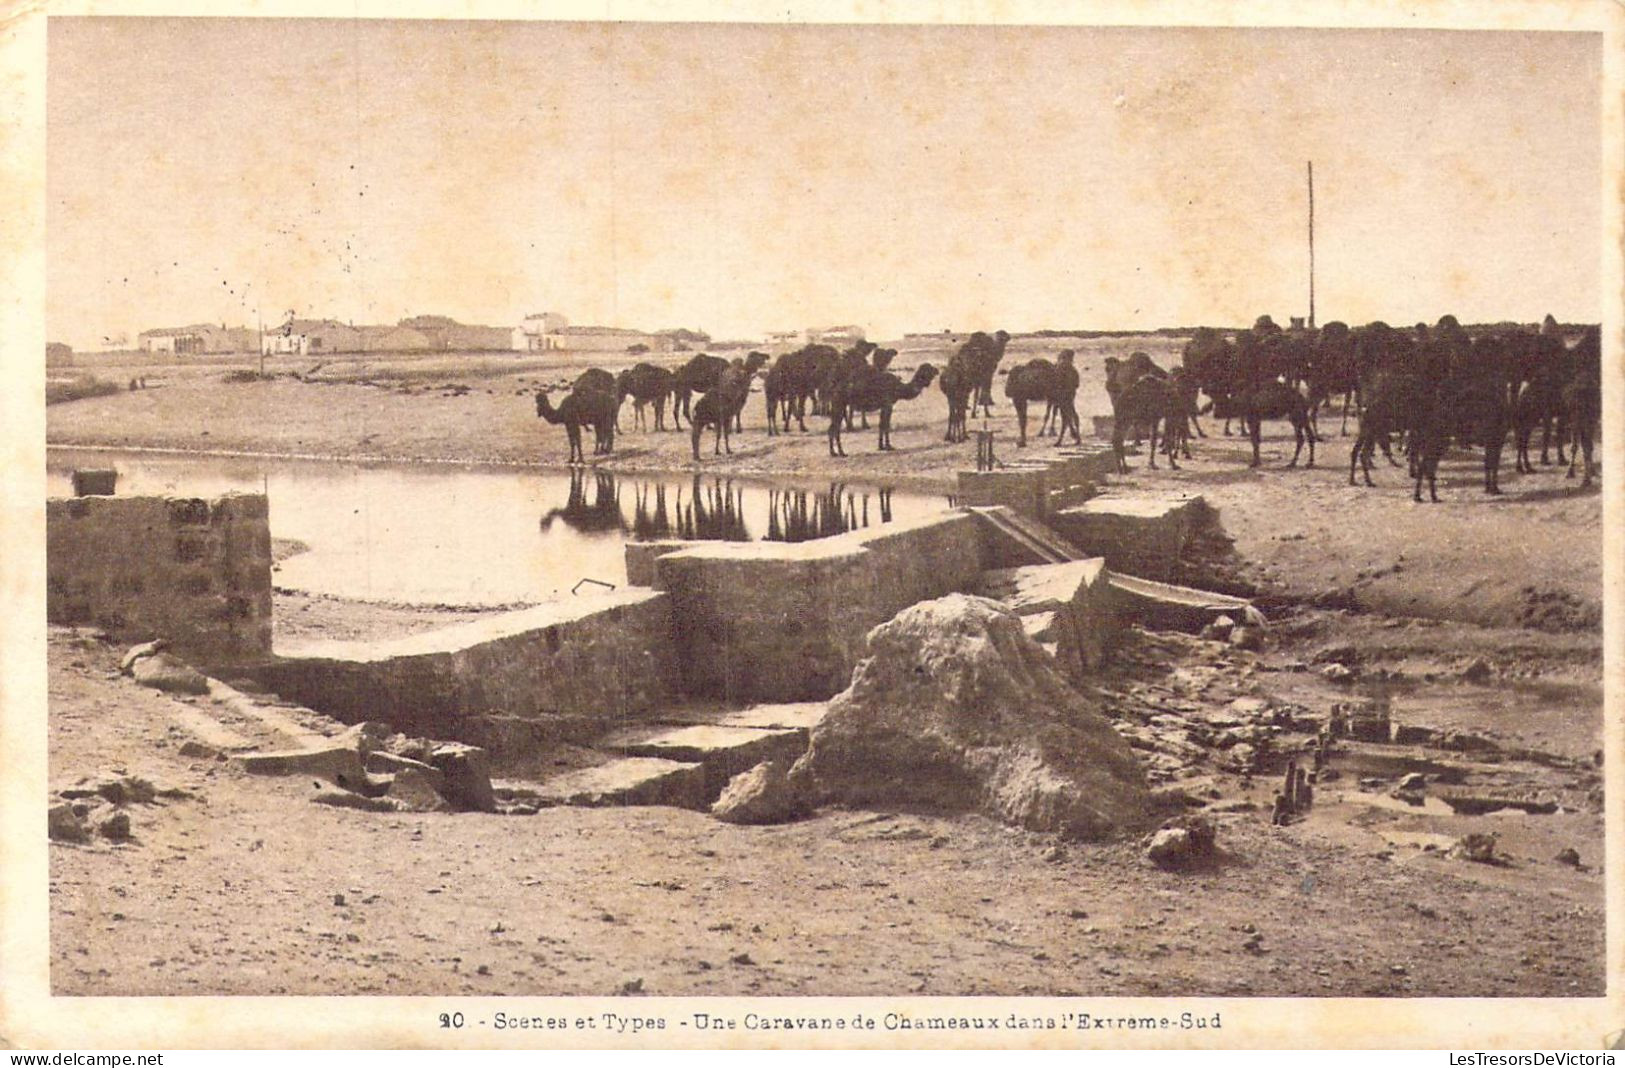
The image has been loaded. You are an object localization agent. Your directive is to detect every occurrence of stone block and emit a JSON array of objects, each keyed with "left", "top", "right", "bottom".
[
  {"left": 233, "top": 744, "right": 368, "bottom": 789},
  {"left": 429, "top": 742, "right": 496, "bottom": 812},
  {"left": 653, "top": 512, "right": 983, "bottom": 702},
  {"left": 533, "top": 757, "right": 708, "bottom": 810},
  {"left": 46, "top": 493, "right": 273, "bottom": 666},
  {"left": 978, "top": 557, "right": 1116, "bottom": 676},
  {"left": 1049, "top": 494, "right": 1205, "bottom": 580},
  {"left": 603, "top": 723, "right": 808, "bottom": 799},
  {"left": 623, "top": 540, "right": 699, "bottom": 588},
  {"left": 71, "top": 469, "right": 118, "bottom": 496},
  {"left": 250, "top": 590, "right": 678, "bottom": 747},
  {"left": 957, "top": 467, "right": 1049, "bottom": 521}
]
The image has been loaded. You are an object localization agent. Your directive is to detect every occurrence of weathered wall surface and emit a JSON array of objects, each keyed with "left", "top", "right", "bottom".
[
  {"left": 654, "top": 512, "right": 983, "bottom": 702},
  {"left": 249, "top": 590, "right": 678, "bottom": 745},
  {"left": 46, "top": 493, "right": 273, "bottom": 665}
]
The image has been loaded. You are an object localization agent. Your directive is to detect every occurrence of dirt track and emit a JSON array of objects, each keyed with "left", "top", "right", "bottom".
[{"left": 44, "top": 337, "right": 1606, "bottom": 998}]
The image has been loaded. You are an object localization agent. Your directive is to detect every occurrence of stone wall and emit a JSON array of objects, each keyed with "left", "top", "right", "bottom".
[
  {"left": 652, "top": 512, "right": 984, "bottom": 702},
  {"left": 46, "top": 493, "right": 273, "bottom": 666},
  {"left": 1049, "top": 494, "right": 1205, "bottom": 581},
  {"left": 248, "top": 589, "right": 677, "bottom": 746}
]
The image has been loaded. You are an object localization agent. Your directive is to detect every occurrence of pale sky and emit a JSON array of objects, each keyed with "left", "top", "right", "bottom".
[{"left": 47, "top": 19, "right": 1602, "bottom": 349}]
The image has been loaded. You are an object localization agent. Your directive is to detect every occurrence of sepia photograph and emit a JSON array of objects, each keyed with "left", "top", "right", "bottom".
[{"left": 4, "top": 0, "right": 1620, "bottom": 1050}]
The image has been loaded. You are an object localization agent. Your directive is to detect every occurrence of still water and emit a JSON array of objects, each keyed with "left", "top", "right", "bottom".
[{"left": 47, "top": 448, "right": 948, "bottom": 606}]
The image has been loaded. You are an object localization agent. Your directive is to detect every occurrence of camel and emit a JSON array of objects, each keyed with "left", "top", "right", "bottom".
[
  {"left": 1406, "top": 373, "right": 1510, "bottom": 502},
  {"left": 949, "top": 330, "right": 1011, "bottom": 418},
  {"left": 1109, "top": 375, "right": 1184, "bottom": 472},
  {"left": 689, "top": 356, "right": 762, "bottom": 460},
  {"left": 1004, "top": 357, "right": 1057, "bottom": 447},
  {"left": 616, "top": 363, "right": 676, "bottom": 432},
  {"left": 939, "top": 352, "right": 978, "bottom": 444},
  {"left": 1348, "top": 367, "right": 1416, "bottom": 488},
  {"left": 572, "top": 368, "right": 621, "bottom": 430},
  {"left": 535, "top": 387, "right": 617, "bottom": 464},
  {"left": 1563, "top": 327, "right": 1601, "bottom": 488},
  {"left": 670, "top": 353, "right": 730, "bottom": 429},
  {"left": 1047, "top": 349, "right": 1083, "bottom": 446},
  {"left": 827, "top": 363, "right": 938, "bottom": 455},
  {"left": 1304, "top": 320, "right": 1359, "bottom": 437},
  {"left": 763, "top": 347, "right": 822, "bottom": 434},
  {"left": 1208, "top": 381, "right": 1316, "bottom": 468}
]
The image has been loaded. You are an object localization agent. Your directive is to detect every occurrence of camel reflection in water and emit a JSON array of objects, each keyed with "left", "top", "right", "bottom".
[
  {"left": 538, "top": 470, "right": 627, "bottom": 535},
  {"left": 538, "top": 469, "right": 898, "bottom": 544},
  {"left": 764, "top": 483, "right": 892, "bottom": 542}
]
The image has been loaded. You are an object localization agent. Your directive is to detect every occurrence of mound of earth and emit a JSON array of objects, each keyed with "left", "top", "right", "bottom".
[{"left": 790, "top": 593, "right": 1151, "bottom": 840}]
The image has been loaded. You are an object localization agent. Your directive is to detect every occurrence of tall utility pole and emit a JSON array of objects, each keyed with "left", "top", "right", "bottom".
[{"left": 1307, "top": 160, "right": 1316, "bottom": 330}]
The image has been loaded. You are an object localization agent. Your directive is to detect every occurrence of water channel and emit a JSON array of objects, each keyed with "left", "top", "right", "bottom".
[{"left": 47, "top": 448, "right": 951, "bottom": 607}]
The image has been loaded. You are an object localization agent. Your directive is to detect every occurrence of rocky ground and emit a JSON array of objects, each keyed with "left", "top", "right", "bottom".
[{"left": 42, "top": 336, "right": 1607, "bottom": 998}]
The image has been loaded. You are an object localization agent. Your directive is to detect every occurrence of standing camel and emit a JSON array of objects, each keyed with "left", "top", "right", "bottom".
[
  {"left": 616, "top": 363, "right": 676, "bottom": 432},
  {"left": 828, "top": 364, "right": 939, "bottom": 455},
  {"left": 535, "top": 387, "right": 618, "bottom": 464},
  {"left": 1004, "top": 357, "right": 1057, "bottom": 448},
  {"left": 953, "top": 330, "right": 1011, "bottom": 418}
]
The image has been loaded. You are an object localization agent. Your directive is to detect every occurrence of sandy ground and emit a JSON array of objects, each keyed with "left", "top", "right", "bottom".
[{"left": 43, "top": 336, "right": 1607, "bottom": 998}]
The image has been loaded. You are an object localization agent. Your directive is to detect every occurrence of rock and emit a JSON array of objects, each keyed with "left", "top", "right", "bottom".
[
  {"left": 710, "top": 761, "right": 809, "bottom": 825},
  {"left": 1396, "top": 772, "right": 1427, "bottom": 792},
  {"left": 234, "top": 745, "right": 369, "bottom": 791},
  {"left": 788, "top": 594, "right": 1151, "bottom": 840},
  {"left": 1228, "top": 625, "right": 1263, "bottom": 651},
  {"left": 1554, "top": 847, "right": 1582, "bottom": 868},
  {"left": 130, "top": 653, "right": 209, "bottom": 696},
  {"left": 179, "top": 740, "right": 224, "bottom": 760},
  {"left": 120, "top": 639, "right": 169, "bottom": 674},
  {"left": 1320, "top": 663, "right": 1354, "bottom": 683},
  {"left": 1312, "top": 644, "right": 1359, "bottom": 666},
  {"left": 1452, "top": 833, "right": 1499, "bottom": 864},
  {"left": 428, "top": 743, "right": 496, "bottom": 812},
  {"left": 334, "top": 722, "right": 394, "bottom": 756},
  {"left": 1200, "top": 615, "right": 1236, "bottom": 641},
  {"left": 1459, "top": 658, "right": 1492, "bottom": 683},
  {"left": 1145, "top": 815, "right": 1217, "bottom": 868},
  {"left": 1042, "top": 844, "right": 1068, "bottom": 863},
  {"left": 48, "top": 803, "right": 87, "bottom": 842},
  {"left": 364, "top": 751, "right": 446, "bottom": 790},
  {"left": 386, "top": 768, "right": 451, "bottom": 813},
  {"left": 97, "top": 810, "right": 132, "bottom": 840},
  {"left": 311, "top": 789, "right": 398, "bottom": 813}
]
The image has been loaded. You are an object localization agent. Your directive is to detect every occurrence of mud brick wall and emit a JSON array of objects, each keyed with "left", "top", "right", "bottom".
[
  {"left": 249, "top": 590, "right": 678, "bottom": 743},
  {"left": 46, "top": 493, "right": 273, "bottom": 665},
  {"left": 654, "top": 512, "right": 983, "bottom": 702}
]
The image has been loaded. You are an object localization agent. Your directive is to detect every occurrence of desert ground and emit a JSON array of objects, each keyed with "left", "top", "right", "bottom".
[{"left": 43, "top": 335, "right": 1606, "bottom": 997}]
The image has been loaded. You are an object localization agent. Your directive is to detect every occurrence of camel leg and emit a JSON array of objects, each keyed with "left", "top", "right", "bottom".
[
  {"left": 1248, "top": 415, "right": 1262, "bottom": 468},
  {"left": 1016, "top": 401, "right": 1027, "bottom": 448}
]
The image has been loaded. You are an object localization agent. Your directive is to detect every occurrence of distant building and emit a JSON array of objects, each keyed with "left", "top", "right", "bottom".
[
  {"left": 511, "top": 313, "right": 571, "bottom": 352},
  {"left": 399, "top": 315, "right": 512, "bottom": 351},
  {"left": 261, "top": 319, "right": 360, "bottom": 356},
  {"left": 355, "top": 325, "right": 432, "bottom": 352},
  {"left": 139, "top": 323, "right": 258, "bottom": 355},
  {"left": 46, "top": 342, "right": 74, "bottom": 368},
  {"left": 808, "top": 325, "right": 866, "bottom": 346},
  {"left": 511, "top": 314, "right": 673, "bottom": 354},
  {"left": 765, "top": 330, "right": 805, "bottom": 346}
]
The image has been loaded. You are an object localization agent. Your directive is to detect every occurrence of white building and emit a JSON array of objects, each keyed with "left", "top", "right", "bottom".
[{"left": 511, "top": 313, "right": 571, "bottom": 352}]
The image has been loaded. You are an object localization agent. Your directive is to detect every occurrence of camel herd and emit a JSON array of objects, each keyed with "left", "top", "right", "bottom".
[
  {"left": 532, "top": 315, "right": 1602, "bottom": 501},
  {"left": 1122, "top": 313, "right": 1602, "bottom": 500}
]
